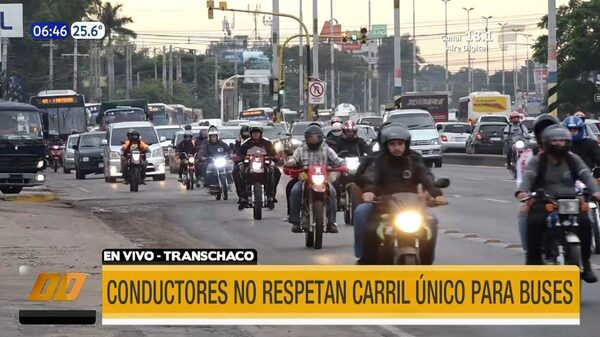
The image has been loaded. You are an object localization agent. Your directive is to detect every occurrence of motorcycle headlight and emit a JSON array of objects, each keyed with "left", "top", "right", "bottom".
[
  {"left": 311, "top": 174, "right": 325, "bottom": 186},
  {"left": 345, "top": 157, "right": 360, "bottom": 172},
  {"left": 52, "top": 145, "right": 59, "bottom": 150},
  {"left": 214, "top": 157, "right": 227, "bottom": 168},
  {"left": 251, "top": 161, "right": 263, "bottom": 172},
  {"left": 274, "top": 141, "right": 283, "bottom": 152},
  {"left": 515, "top": 140, "right": 525, "bottom": 149},
  {"left": 373, "top": 143, "right": 380, "bottom": 152},
  {"left": 394, "top": 211, "right": 423, "bottom": 233},
  {"left": 430, "top": 138, "right": 440, "bottom": 145},
  {"left": 132, "top": 153, "right": 141, "bottom": 161},
  {"left": 291, "top": 139, "right": 301, "bottom": 146},
  {"left": 36, "top": 160, "right": 45, "bottom": 169},
  {"left": 110, "top": 151, "right": 121, "bottom": 159},
  {"left": 188, "top": 157, "right": 195, "bottom": 164},
  {"left": 152, "top": 149, "right": 163, "bottom": 157}
]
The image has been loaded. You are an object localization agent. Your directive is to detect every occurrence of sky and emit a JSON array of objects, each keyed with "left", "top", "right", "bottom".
[{"left": 112, "top": 0, "right": 571, "bottom": 73}]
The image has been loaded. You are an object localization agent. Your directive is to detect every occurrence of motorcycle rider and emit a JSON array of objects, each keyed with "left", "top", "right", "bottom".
[
  {"left": 354, "top": 123, "right": 447, "bottom": 265},
  {"left": 232, "top": 125, "right": 251, "bottom": 201},
  {"left": 120, "top": 129, "right": 150, "bottom": 185},
  {"left": 563, "top": 116, "right": 600, "bottom": 170},
  {"left": 176, "top": 131, "right": 198, "bottom": 182},
  {"left": 199, "top": 126, "right": 230, "bottom": 187},
  {"left": 503, "top": 111, "right": 529, "bottom": 169},
  {"left": 285, "top": 124, "right": 345, "bottom": 233},
  {"left": 326, "top": 122, "right": 343, "bottom": 152},
  {"left": 337, "top": 120, "right": 372, "bottom": 157},
  {"left": 516, "top": 125, "right": 600, "bottom": 282},
  {"left": 195, "top": 129, "right": 208, "bottom": 146},
  {"left": 235, "top": 125, "right": 281, "bottom": 210}
]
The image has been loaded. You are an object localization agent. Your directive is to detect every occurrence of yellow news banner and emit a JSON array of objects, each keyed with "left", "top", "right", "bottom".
[{"left": 102, "top": 265, "right": 579, "bottom": 323}]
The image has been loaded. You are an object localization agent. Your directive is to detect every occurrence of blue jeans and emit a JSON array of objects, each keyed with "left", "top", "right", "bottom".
[
  {"left": 353, "top": 202, "right": 439, "bottom": 259},
  {"left": 289, "top": 180, "right": 337, "bottom": 225},
  {"left": 518, "top": 212, "right": 528, "bottom": 253}
]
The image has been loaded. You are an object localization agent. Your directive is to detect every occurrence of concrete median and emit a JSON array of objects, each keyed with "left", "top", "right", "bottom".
[
  {"left": 442, "top": 153, "right": 506, "bottom": 167},
  {"left": 0, "top": 192, "right": 58, "bottom": 203}
]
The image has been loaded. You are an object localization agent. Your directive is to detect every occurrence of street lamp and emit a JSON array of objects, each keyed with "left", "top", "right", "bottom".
[
  {"left": 525, "top": 34, "right": 532, "bottom": 93},
  {"left": 442, "top": 0, "right": 451, "bottom": 94},
  {"left": 498, "top": 22, "right": 509, "bottom": 94},
  {"left": 463, "top": 7, "right": 474, "bottom": 93},
  {"left": 482, "top": 16, "right": 492, "bottom": 89}
]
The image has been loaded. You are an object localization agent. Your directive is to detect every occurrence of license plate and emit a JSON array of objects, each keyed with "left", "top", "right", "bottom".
[
  {"left": 491, "top": 137, "right": 501, "bottom": 141},
  {"left": 98, "top": 163, "right": 104, "bottom": 168},
  {"left": 454, "top": 137, "right": 466, "bottom": 142}
]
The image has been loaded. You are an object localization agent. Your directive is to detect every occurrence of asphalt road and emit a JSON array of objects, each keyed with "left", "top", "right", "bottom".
[{"left": 40, "top": 163, "right": 600, "bottom": 337}]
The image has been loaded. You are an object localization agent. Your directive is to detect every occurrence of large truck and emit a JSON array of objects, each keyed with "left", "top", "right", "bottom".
[
  {"left": 396, "top": 92, "right": 450, "bottom": 123},
  {"left": 457, "top": 91, "right": 511, "bottom": 124},
  {"left": 97, "top": 99, "right": 149, "bottom": 130}
]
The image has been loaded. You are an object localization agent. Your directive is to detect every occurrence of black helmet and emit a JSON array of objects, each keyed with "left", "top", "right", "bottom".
[
  {"left": 127, "top": 129, "right": 140, "bottom": 141},
  {"left": 184, "top": 124, "right": 192, "bottom": 131},
  {"left": 183, "top": 131, "right": 193, "bottom": 140},
  {"left": 542, "top": 124, "right": 571, "bottom": 157},
  {"left": 380, "top": 122, "right": 412, "bottom": 153},
  {"left": 308, "top": 122, "right": 322, "bottom": 128},
  {"left": 249, "top": 125, "right": 263, "bottom": 135},
  {"left": 304, "top": 125, "right": 324, "bottom": 150},
  {"left": 240, "top": 125, "right": 250, "bottom": 139},
  {"left": 533, "top": 114, "right": 560, "bottom": 145}
]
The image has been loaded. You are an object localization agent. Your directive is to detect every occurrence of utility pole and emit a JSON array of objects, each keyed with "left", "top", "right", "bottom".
[
  {"left": 154, "top": 47, "right": 157, "bottom": 80},
  {"left": 272, "top": 0, "right": 280, "bottom": 115},
  {"left": 176, "top": 49, "right": 182, "bottom": 84},
  {"left": 526, "top": 34, "right": 531, "bottom": 94},
  {"left": 168, "top": 45, "right": 173, "bottom": 96},
  {"left": 42, "top": 40, "right": 55, "bottom": 89},
  {"left": 548, "top": 0, "right": 557, "bottom": 117},
  {"left": 193, "top": 50, "right": 198, "bottom": 98},
  {"left": 330, "top": 0, "right": 335, "bottom": 110},
  {"left": 512, "top": 28, "right": 519, "bottom": 101},
  {"left": 312, "top": 0, "right": 319, "bottom": 118},
  {"left": 482, "top": 16, "right": 492, "bottom": 89},
  {"left": 393, "top": 0, "right": 402, "bottom": 96},
  {"left": 61, "top": 39, "right": 89, "bottom": 91},
  {"left": 367, "top": 0, "right": 372, "bottom": 111},
  {"left": 442, "top": 0, "right": 450, "bottom": 94},
  {"left": 162, "top": 46, "right": 167, "bottom": 89},
  {"left": 412, "top": 0, "right": 417, "bottom": 92},
  {"left": 299, "top": 0, "right": 304, "bottom": 116},
  {"left": 214, "top": 53, "right": 219, "bottom": 102},
  {"left": 498, "top": 23, "right": 508, "bottom": 94},
  {"left": 463, "top": 7, "right": 474, "bottom": 93},
  {"left": 125, "top": 44, "right": 131, "bottom": 98}
]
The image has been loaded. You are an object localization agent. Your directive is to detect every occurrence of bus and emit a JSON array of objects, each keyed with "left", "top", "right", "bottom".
[
  {"left": 458, "top": 91, "right": 511, "bottom": 125},
  {"left": 240, "top": 107, "right": 274, "bottom": 122},
  {"left": 30, "top": 89, "right": 87, "bottom": 140},
  {"left": 183, "top": 106, "right": 203, "bottom": 123},
  {"left": 98, "top": 99, "right": 149, "bottom": 130},
  {"left": 168, "top": 104, "right": 187, "bottom": 125},
  {"left": 148, "top": 103, "right": 173, "bottom": 126}
]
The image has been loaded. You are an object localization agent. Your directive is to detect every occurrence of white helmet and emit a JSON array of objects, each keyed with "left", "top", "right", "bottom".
[
  {"left": 331, "top": 122, "right": 343, "bottom": 136},
  {"left": 208, "top": 126, "right": 219, "bottom": 137}
]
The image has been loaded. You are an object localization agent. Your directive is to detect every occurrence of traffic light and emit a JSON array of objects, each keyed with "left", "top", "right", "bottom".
[
  {"left": 360, "top": 27, "right": 368, "bottom": 44},
  {"left": 342, "top": 32, "right": 348, "bottom": 43},
  {"left": 207, "top": 1, "right": 214, "bottom": 19},
  {"left": 350, "top": 33, "right": 358, "bottom": 42},
  {"left": 278, "top": 81, "right": 286, "bottom": 95}
]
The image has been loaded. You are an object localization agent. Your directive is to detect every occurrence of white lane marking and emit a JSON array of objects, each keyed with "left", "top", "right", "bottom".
[
  {"left": 464, "top": 177, "right": 483, "bottom": 181},
  {"left": 443, "top": 164, "right": 506, "bottom": 169},
  {"left": 484, "top": 198, "right": 510, "bottom": 204},
  {"left": 78, "top": 187, "right": 91, "bottom": 193},
  {"left": 448, "top": 194, "right": 462, "bottom": 198},
  {"left": 501, "top": 179, "right": 515, "bottom": 183}
]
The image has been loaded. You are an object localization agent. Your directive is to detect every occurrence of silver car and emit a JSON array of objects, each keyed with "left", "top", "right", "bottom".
[
  {"left": 63, "top": 134, "right": 79, "bottom": 173},
  {"left": 436, "top": 122, "right": 472, "bottom": 152}
]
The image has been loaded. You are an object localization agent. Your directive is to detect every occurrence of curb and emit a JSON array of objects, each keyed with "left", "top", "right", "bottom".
[
  {"left": 442, "top": 153, "right": 506, "bottom": 167},
  {"left": 0, "top": 193, "right": 58, "bottom": 203}
]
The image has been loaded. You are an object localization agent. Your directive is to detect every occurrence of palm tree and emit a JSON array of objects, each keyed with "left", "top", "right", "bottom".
[{"left": 88, "top": 1, "right": 136, "bottom": 99}]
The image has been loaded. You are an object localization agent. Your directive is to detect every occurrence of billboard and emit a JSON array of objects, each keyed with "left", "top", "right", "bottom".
[
  {"left": 243, "top": 51, "right": 270, "bottom": 85},
  {"left": 472, "top": 96, "right": 509, "bottom": 113}
]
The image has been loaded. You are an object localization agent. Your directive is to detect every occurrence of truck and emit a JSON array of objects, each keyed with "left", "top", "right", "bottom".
[
  {"left": 396, "top": 92, "right": 449, "bottom": 123},
  {"left": 97, "top": 99, "right": 149, "bottom": 130},
  {"left": 457, "top": 91, "right": 511, "bottom": 124},
  {"left": 0, "top": 101, "right": 47, "bottom": 194}
]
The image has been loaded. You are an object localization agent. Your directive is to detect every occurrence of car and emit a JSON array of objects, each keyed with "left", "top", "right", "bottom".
[
  {"left": 102, "top": 121, "right": 166, "bottom": 183},
  {"left": 167, "top": 131, "right": 186, "bottom": 174},
  {"left": 358, "top": 124, "right": 378, "bottom": 144},
  {"left": 383, "top": 109, "right": 443, "bottom": 167},
  {"left": 218, "top": 126, "right": 242, "bottom": 147},
  {"left": 436, "top": 122, "right": 472, "bottom": 153},
  {"left": 155, "top": 125, "right": 183, "bottom": 165},
  {"left": 62, "top": 134, "right": 79, "bottom": 173},
  {"left": 521, "top": 117, "right": 536, "bottom": 133},
  {"left": 357, "top": 116, "right": 383, "bottom": 131},
  {"left": 475, "top": 114, "right": 509, "bottom": 125},
  {"left": 73, "top": 132, "right": 105, "bottom": 180},
  {"left": 289, "top": 121, "right": 322, "bottom": 149},
  {"left": 585, "top": 119, "right": 600, "bottom": 142},
  {"left": 466, "top": 122, "right": 506, "bottom": 155}
]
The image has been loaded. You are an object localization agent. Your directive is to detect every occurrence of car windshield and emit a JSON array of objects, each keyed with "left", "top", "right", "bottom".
[
  {"left": 323, "top": 126, "right": 369, "bottom": 142},
  {"left": 67, "top": 135, "right": 79, "bottom": 146},
  {"left": 157, "top": 127, "right": 181, "bottom": 141},
  {"left": 111, "top": 127, "right": 158, "bottom": 146},
  {"left": 273, "top": 124, "right": 287, "bottom": 135},
  {"left": 0, "top": 110, "right": 44, "bottom": 140},
  {"left": 79, "top": 133, "right": 105, "bottom": 147},
  {"left": 40, "top": 106, "right": 87, "bottom": 135},
  {"left": 218, "top": 128, "right": 239, "bottom": 139},
  {"left": 443, "top": 124, "right": 471, "bottom": 134},
  {"left": 360, "top": 126, "right": 377, "bottom": 139},
  {"left": 522, "top": 119, "right": 535, "bottom": 131},
  {"left": 388, "top": 113, "right": 435, "bottom": 129},
  {"left": 291, "top": 123, "right": 312, "bottom": 135},
  {"left": 480, "top": 125, "right": 505, "bottom": 134},
  {"left": 262, "top": 127, "right": 279, "bottom": 141},
  {"left": 480, "top": 116, "right": 508, "bottom": 124},
  {"left": 105, "top": 109, "right": 146, "bottom": 124},
  {"left": 359, "top": 117, "right": 382, "bottom": 127}
]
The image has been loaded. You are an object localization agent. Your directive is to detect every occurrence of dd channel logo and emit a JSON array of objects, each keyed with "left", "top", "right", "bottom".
[{"left": 19, "top": 272, "right": 96, "bottom": 325}]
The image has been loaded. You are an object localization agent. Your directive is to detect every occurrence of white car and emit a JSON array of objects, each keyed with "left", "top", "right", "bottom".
[
  {"left": 436, "top": 122, "right": 472, "bottom": 152},
  {"left": 476, "top": 114, "right": 509, "bottom": 125},
  {"left": 62, "top": 134, "right": 79, "bottom": 173},
  {"left": 102, "top": 121, "right": 166, "bottom": 183},
  {"left": 155, "top": 125, "right": 183, "bottom": 164}
]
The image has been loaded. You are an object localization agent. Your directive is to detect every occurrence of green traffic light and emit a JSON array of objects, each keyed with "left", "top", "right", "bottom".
[
  {"left": 350, "top": 34, "right": 358, "bottom": 41},
  {"left": 279, "top": 89, "right": 285, "bottom": 95}
]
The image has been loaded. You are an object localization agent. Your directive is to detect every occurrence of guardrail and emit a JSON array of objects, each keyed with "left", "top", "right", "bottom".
[{"left": 442, "top": 153, "right": 506, "bottom": 167}]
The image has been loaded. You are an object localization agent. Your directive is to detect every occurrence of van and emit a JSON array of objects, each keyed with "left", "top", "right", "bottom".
[
  {"left": 102, "top": 121, "right": 166, "bottom": 183},
  {"left": 383, "top": 109, "right": 443, "bottom": 167}
]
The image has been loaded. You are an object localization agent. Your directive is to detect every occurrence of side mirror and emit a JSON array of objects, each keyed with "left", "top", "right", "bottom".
[
  {"left": 436, "top": 125, "right": 443, "bottom": 131},
  {"left": 434, "top": 178, "right": 450, "bottom": 189},
  {"left": 160, "top": 136, "right": 167, "bottom": 142},
  {"left": 72, "top": 145, "right": 78, "bottom": 150},
  {"left": 101, "top": 139, "right": 108, "bottom": 146}
]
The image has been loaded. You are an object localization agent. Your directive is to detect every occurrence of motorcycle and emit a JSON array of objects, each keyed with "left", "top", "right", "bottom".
[
  {"left": 510, "top": 137, "right": 529, "bottom": 178},
  {"left": 577, "top": 167, "right": 600, "bottom": 254},
  {"left": 49, "top": 145, "right": 64, "bottom": 173},
  {"left": 284, "top": 164, "right": 347, "bottom": 250},
  {"left": 519, "top": 190, "right": 585, "bottom": 268},
  {"left": 243, "top": 146, "right": 275, "bottom": 220},
  {"left": 372, "top": 179, "right": 450, "bottom": 265},
  {"left": 207, "top": 156, "right": 233, "bottom": 200},
  {"left": 335, "top": 151, "right": 361, "bottom": 225},
  {"left": 127, "top": 149, "right": 145, "bottom": 192},
  {"left": 181, "top": 153, "right": 197, "bottom": 190}
]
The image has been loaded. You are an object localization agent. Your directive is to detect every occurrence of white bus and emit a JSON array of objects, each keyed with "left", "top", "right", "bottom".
[{"left": 458, "top": 91, "right": 511, "bottom": 125}]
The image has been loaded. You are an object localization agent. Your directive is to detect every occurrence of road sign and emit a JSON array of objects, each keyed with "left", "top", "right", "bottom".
[
  {"left": 0, "top": 4, "right": 23, "bottom": 38},
  {"left": 221, "top": 51, "right": 243, "bottom": 63},
  {"left": 594, "top": 93, "right": 600, "bottom": 103},
  {"left": 309, "top": 80, "right": 325, "bottom": 104},
  {"left": 371, "top": 24, "right": 387, "bottom": 39}
]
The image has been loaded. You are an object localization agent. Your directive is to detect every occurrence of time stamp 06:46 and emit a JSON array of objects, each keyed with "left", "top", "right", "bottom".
[
  {"left": 30, "top": 22, "right": 105, "bottom": 40},
  {"left": 442, "top": 31, "right": 494, "bottom": 53}
]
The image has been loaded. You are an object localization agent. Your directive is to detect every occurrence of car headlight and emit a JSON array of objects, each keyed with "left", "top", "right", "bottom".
[
  {"left": 110, "top": 151, "right": 121, "bottom": 159},
  {"left": 372, "top": 143, "right": 380, "bottom": 152},
  {"left": 515, "top": 140, "right": 525, "bottom": 149},
  {"left": 36, "top": 160, "right": 45, "bottom": 168},
  {"left": 152, "top": 149, "right": 163, "bottom": 157},
  {"left": 274, "top": 141, "right": 283, "bottom": 152},
  {"left": 430, "top": 138, "right": 440, "bottom": 145},
  {"left": 311, "top": 174, "right": 325, "bottom": 186},
  {"left": 82, "top": 157, "right": 90, "bottom": 162},
  {"left": 394, "top": 211, "right": 423, "bottom": 233},
  {"left": 214, "top": 157, "right": 227, "bottom": 168}
]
